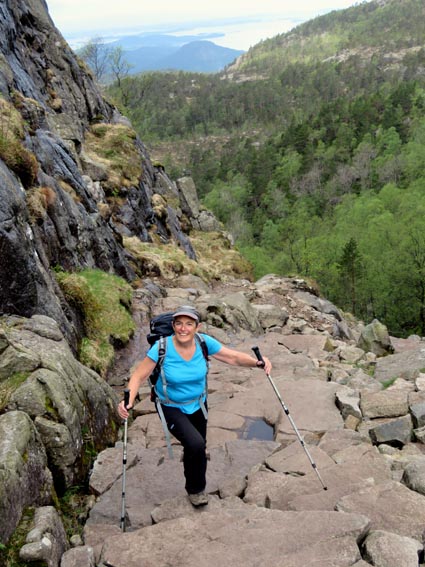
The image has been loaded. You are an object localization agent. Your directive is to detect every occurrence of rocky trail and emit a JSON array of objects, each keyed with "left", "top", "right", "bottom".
[{"left": 61, "top": 274, "right": 425, "bottom": 567}]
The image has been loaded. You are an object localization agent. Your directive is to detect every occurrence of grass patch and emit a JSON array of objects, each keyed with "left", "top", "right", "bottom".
[
  {"left": 58, "top": 485, "right": 90, "bottom": 540},
  {"left": 0, "top": 507, "right": 35, "bottom": 567},
  {"left": 55, "top": 269, "right": 135, "bottom": 376},
  {"left": 0, "top": 372, "right": 30, "bottom": 413},
  {"left": 124, "top": 230, "right": 253, "bottom": 282},
  {"left": 25, "top": 186, "right": 57, "bottom": 222},
  {"left": 190, "top": 230, "right": 253, "bottom": 280},
  {"left": 0, "top": 490, "right": 92, "bottom": 563},
  {"left": 124, "top": 236, "right": 208, "bottom": 280},
  {"left": 83, "top": 123, "right": 141, "bottom": 193},
  {"left": 0, "top": 96, "right": 38, "bottom": 187},
  {"left": 382, "top": 376, "right": 398, "bottom": 389}
]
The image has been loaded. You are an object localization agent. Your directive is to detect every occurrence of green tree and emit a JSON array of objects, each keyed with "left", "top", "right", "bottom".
[
  {"left": 406, "top": 230, "right": 425, "bottom": 335},
  {"left": 337, "top": 238, "right": 363, "bottom": 315},
  {"left": 109, "top": 46, "right": 132, "bottom": 88},
  {"left": 202, "top": 173, "right": 252, "bottom": 227}
]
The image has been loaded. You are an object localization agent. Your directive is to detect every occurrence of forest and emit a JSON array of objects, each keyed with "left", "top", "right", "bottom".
[{"left": 106, "top": 0, "right": 425, "bottom": 337}]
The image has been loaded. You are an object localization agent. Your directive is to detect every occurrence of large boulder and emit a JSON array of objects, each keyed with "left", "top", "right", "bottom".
[
  {"left": 374, "top": 346, "right": 425, "bottom": 383},
  {"left": 1, "top": 315, "right": 120, "bottom": 491},
  {"left": 0, "top": 411, "right": 52, "bottom": 544},
  {"left": 99, "top": 506, "right": 370, "bottom": 567},
  {"left": 336, "top": 480, "right": 425, "bottom": 540},
  {"left": 19, "top": 506, "right": 68, "bottom": 566},
  {"left": 361, "top": 529, "right": 422, "bottom": 567},
  {"left": 357, "top": 319, "right": 394, "bottom": 356}
]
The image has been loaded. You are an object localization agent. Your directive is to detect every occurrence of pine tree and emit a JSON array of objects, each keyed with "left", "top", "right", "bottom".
[{"left": 337, "top": 237, "right": 363, "bottom": 315}]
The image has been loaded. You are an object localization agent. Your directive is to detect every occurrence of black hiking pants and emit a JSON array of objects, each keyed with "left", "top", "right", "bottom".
[{"left": 159, "top": 404, "right": 207, "bottom": 495}]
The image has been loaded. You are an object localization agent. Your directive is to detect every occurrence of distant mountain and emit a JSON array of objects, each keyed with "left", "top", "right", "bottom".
[
  {"left": 123, "top": 45, "right": 179, "bottom": 72},
  {"left": 153, "top": 41, "right": 244, "bottom": 73},
  {"left": 109, "top": 34, "right": 244, "bottom": 74}
]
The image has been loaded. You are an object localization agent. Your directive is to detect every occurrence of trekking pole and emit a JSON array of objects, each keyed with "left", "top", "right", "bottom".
[
  {"left": 120, "top": 388, "right": 130, "bottom": 531},
  {"left": 252, "top": 347, "right": 327, "bottom": 490}
]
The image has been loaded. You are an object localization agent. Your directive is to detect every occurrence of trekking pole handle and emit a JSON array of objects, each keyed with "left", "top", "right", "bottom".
[
  {"left": 123, "top": 388, "right": 130, "bottom": 410},
  {"left": 252, "top": 346, "right": 265, "bottom": 368}
]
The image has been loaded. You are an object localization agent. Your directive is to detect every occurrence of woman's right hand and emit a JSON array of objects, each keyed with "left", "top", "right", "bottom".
[{"left": 117, "top": 399, "right": 132, "bottom": 419}]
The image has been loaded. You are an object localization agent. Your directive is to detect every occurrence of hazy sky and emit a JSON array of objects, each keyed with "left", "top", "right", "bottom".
[{"left": 46, "top": 0, "right": 358, "bottom": 50}]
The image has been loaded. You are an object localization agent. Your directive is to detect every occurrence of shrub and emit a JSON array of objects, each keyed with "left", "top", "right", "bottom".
[
  {"left": 0, "top": 96, "right": 38, "bottom": 187},
  {"left": 26, "top": 186, "right": 56, "bottom": 221},
  {"left": 83, "top": 123, "right": 141, "bottom": 192},
  {"left": 0, "top": 135, "right": 38, "bottom": 187}
]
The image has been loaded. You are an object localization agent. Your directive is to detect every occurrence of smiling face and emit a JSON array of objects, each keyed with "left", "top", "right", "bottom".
[{"left": 172, "top": 315, "right": 199, "bottom": 346}]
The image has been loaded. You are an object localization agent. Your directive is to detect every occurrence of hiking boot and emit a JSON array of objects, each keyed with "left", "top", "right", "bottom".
[{"left": 188, "top": 491, "right": 209, "bottom": 507}]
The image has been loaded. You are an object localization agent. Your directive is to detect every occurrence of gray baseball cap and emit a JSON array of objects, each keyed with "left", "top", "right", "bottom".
[{"left": 172, "top": 306, "right": 200, "bottom": 323}]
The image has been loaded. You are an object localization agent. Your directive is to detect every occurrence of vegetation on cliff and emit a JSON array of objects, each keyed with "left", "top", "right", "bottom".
[
  {"left": 0, "top": 96, "right": 38, "bottom": 187},
  {"left": 55, "top": 269, "right": 134, "bottom": 375}
]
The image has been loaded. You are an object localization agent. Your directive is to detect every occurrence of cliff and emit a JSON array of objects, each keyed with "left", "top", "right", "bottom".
[{"left": 0, "top": 0, "right": 232, "bottom": 352}]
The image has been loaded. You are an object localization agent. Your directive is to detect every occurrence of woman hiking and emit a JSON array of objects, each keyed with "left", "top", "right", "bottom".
[{"left": 117, "top": 305, "right": 272, "bottom": 507}]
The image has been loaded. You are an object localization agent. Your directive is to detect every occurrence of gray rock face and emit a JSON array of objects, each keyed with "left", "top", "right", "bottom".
[
  {"left": 222, "top": 292, "right": 264, "bottom": 333},
  {"left": 60, "top": 545, "right": 96, "bottom": 567},
  {"left": 0, "top": 315, "right": 117, "bottom": 500},
  {"left": 336, "top": 480, "right": 425, "bottom": 541},
  {"left": 374, "top": 346, "right": 425, "bottom": 383},
  {"left": 176, "top": 176, "right": 223, "bottom": 233},
  {"left": 253, "top": 303, "right": 289, "bottom": 329},
  {"left": 293, "top": 290, "right": 342, "bottom": 321},
  {"left": 410, "top": 401, "right": 425, "bottom": 428},
  {"left": 176, "top": 176, "right": 201, "bottom": 220},
  {"left": 0, "top": 0, "right": 113, "bottom": 139},
  {"left": 360, "top": 389, "right": 409, "bottom": 419},
  {"left": 0, "top": 0, "right": 134, "bottom": 342},
  {"left": 0, "top": 161, "right": 39, "bottom": 317},
  {"left": 0, "top": 411, "right": 52, "bottom": 543}
]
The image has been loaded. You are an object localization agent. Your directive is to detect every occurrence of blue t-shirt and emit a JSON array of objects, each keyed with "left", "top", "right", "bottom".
[{"left": 147, "top": 333, "right": 222, "bottom": 414}]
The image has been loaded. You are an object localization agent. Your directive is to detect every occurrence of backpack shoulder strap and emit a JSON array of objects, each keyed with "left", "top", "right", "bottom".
[
  {"left": 195, "top": 332, "right": 209, "bottom": 363},
  {"left": 157, "top": 335, "right": 167, "bottom": 367},
  {"left": 153, "top": 336, "right": 174, "bottom": 459},
  {"left": 157, "top": 335, "right": 168, "bottom": 396},
  {"left": 195, "top": 333, "right": 209, "bottom": 421}
]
